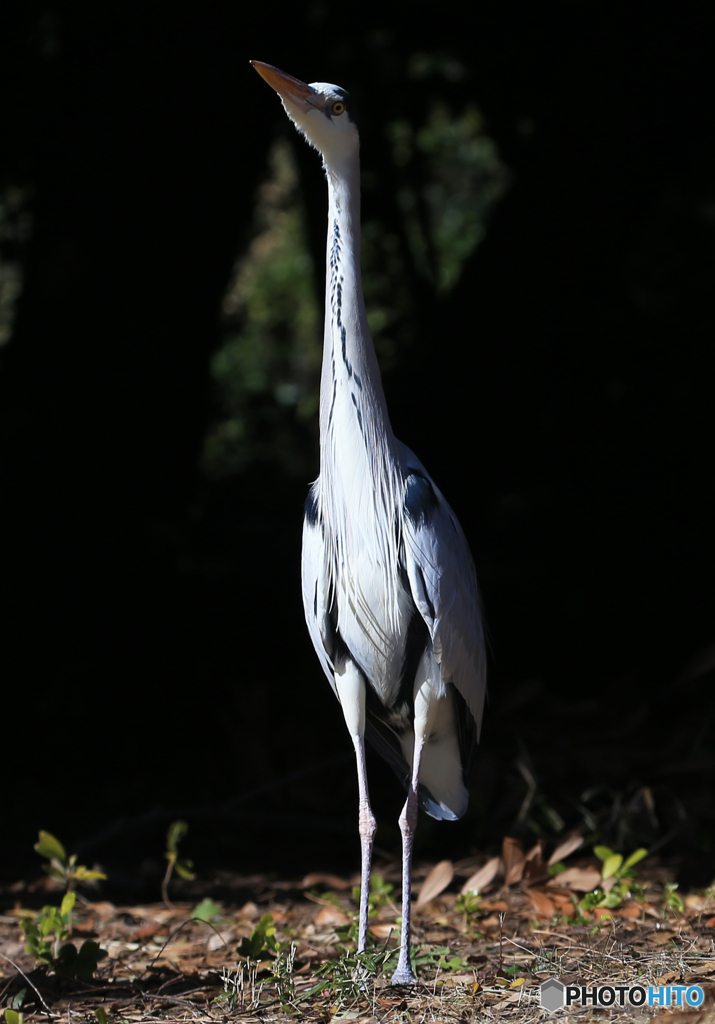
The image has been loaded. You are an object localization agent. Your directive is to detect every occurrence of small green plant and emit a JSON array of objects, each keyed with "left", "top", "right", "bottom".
[
  {"left": 595, "top": 845, "right": 647, "bottom": 882},
  {"left": 34, "top": 831, "right": 106, "bottom": 890},
  {"left": 334, "top": 919, "right": 359, "bottom": 946},
  {"left": 192, "top": 897, "right": 222, "bottom": 923},
  {"left": 237, "top": 913, "right": 281, "bottom": 959},
  {"left": 4, "top": 989, "right": 26, "bottom": 1014},
  {"left": 413, "top": 944, "right": 470, "bottom": 974},
  {"left": 326, "top": 875, "right": 396, "bottom": 948},
  {"left": 308, "top": 945, "right": 397, "bottom": 1002},
  {"left": 20, "top": 891, "right": 106, "bottom": 979},
  {"left": 21, "top": 891, "right": 76, "bottom": 966},
  {"left": 368, "top": 874, "right": 394, "bottom": 917},
  {"left": 454, "top": 891, "right": 484, "bottom": 934},
  {"left": 54, "top": 940, "right": 107, "bottom": 982},
  {"left": 162, "top": 820, "right": 195, "bottom": 906},
  {"left": 579, "top": 846, "right": 647, "bottom": 912},
  {"left": 350, "top": 872, "right": 394, "bottom": 919},
  {"left": 662, "top": 882, "right": 685, "bottom": 915}
]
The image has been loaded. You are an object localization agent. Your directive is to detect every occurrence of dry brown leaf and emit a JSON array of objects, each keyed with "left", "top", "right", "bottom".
[
  {"left": 73, "top": 916, "right": 98, "bottom": 933},
  {"left": 524, "top": 841, "right": 545, "bottom": 881},
  {"left": 685, "top": 894, "right": 712, "bottom": 910},
  {"left": 526, "top": 890, "right": 556, "bottom": 918},
  {"left": 302, "top": 871, "right": 352, "bottom": 891},
  {"left": 479, "top": 914, "right": 503, "bottom": 929},
  {"left": 548, "top": 831, "right": 584, "bottom": 866},
  {"left": 238, "top": 900, "right": 261, "bottom": 919},
  {"left": 695, "top": 965, "right": 715, "bottom": 976},
  {"left": 133, "top": 922, "right": 164, "bottom": 940},
  {"left": 86, "top": 901, "right": 117, "bottom": 920},
  {"left": 593, "top": 907, "right": 615, "bottom": 920},
  {"left": 502, "top": 837, "right": 525, "bottom": 886},
  {"left": 461, "top": 856, "right": 500, "bottom": 895},
  {"left": 650, "top": 930, "right": 677, "bottom": 945},
  {"left": 549, "top": 891, "right": 577, "bottom": 916},
  {"left": 548, "top": 866, "right": 601, "bottom": 892},
  {"left": 655, "top": 971, "right": 681, "bottom": 984},
  {"left": 314, "top": 905, "right": 350, "bottom": 927},
  {"left": 368, "top": 923, "right": 396, "bottom": 939},
  {"left": 480, "top": 899, "right": 509, "bottom": 911},
  {"left": 617, "top": 904, "right": 642, "bottom": 919},
  {"left": 525, "top": 840, "right": 544, "bottom": 863},
  {"left": 416, "top": 859, "right": 454, "bottom": 909}
]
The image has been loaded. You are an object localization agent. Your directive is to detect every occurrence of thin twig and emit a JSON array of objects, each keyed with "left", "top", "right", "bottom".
[{"left": 0, "top": 952, "right": 54, "bottom": 1015}]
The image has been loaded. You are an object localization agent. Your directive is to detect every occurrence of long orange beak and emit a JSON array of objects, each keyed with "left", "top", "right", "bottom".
[{"left": 251, "top": 61, "right": 317, "bottom": 112}]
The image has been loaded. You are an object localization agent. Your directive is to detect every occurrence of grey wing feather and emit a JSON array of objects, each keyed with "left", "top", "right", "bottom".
[
  {"left": 301, "top": 508, "right": 337, "bottom": 693},
  {"left": 399, "top": 450, "right": 487, "bottom": 738}
]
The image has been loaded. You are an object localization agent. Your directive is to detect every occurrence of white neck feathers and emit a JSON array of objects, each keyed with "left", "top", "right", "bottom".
[{"left": 316, "top": 150, "right": 404, "bottom": 617}]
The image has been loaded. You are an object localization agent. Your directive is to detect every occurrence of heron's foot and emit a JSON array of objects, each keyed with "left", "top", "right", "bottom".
[{"left": 390, "top": 964, "right": 418, "bottom": 986}]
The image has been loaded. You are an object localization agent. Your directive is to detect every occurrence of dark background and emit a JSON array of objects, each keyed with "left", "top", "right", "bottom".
[{"left": 1, "top": 1, "right": 713, "bottom": 893}]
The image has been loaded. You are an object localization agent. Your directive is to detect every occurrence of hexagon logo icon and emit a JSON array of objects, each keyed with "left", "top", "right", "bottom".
[{"left": 541, "top": 978, "right": 565, "bottom": 1012}]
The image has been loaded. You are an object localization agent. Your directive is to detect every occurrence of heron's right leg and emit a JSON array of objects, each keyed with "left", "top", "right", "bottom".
[
  {"left": 334, "top": 661, "right": 376, "bottom": 954},
  {"left": 391, "top": 675, "right": 440, "bottom": 986}
]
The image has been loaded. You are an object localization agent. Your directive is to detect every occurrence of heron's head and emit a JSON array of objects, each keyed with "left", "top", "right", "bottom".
[{"left": 252, "top": 61, "right": 359, "bottom": 170}]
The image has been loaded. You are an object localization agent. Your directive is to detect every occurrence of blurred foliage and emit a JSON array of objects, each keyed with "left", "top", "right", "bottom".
[
  {"left": 20, "top": 889, "right": 107, "bottom": 980},
  {"left": 204, "top": 78, "right": 507, "bottom": 477},
  {"left": 34, "top": 831, "right": 106, "bottom": 890},
  {"left": 387, "top": 103, "right": 507, "bottom": 293},
  {"left": 0, "top": 185, "right": 32, "bottom": 347},
  {"left": 203, "top": 139, "right": 321, "bottom": 480},
  {"left": 162, "top": 820, "right": 195, "bottom": 906}
]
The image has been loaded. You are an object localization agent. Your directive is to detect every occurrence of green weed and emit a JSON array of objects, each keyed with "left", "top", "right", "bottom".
[
  {"left": 454, "top": 890, "right": 484, "bottom": 934},
  {"left": 413, "top": 944, "right": 470, "bottom": 973},
  {"left": 162, "top": 820, "right": 195, "bottom": 906},
  {"left": 34, "top": 831, "right": 106, "bottom": 890},
  {"left": 307, "top": 945, "right": 397, "bottom": 1002},
  {"left": 20, "top": 891, "right": 106, "bottom": 980},
  {"left": 21, "top": 891, "right": 76, "bottom": 966},
  {"left": 662, "top": 882, "right": 685, "bottom": 915},
  {"left": 237, "top": 913, "right": 281, "bottom": 959},
  {"left": 350, "top": 872, "right": 395, "bottom": 919},
  {"left": 579, "top": 845, "right": 647, "bottom": 912},
  {"left": 191, "top": 897, "right": 222, "bottom": 923}
]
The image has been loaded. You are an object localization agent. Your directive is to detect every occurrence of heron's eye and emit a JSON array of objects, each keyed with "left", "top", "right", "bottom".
[{"left": 331, "top": 101, "right": 345, "bottom": 116}]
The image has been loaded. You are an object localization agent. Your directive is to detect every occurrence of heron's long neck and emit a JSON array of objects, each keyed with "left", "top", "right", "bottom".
[
  {"left": 318, "top": 154, "right": 403, "bottom": 613},
  {"left": 319, "top": 157, "right": 396, "bottom": 487}
]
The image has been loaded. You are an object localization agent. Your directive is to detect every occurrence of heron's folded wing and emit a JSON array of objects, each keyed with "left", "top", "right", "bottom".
[
  {"left": 401, "top": 469, "right": 487, "bottom": 738},
  {"left": 301, "top": 502, "right": 337, "bottom": 691}
]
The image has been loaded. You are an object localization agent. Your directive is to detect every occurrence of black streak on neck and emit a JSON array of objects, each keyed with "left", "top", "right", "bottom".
[{"left": 328, "top": 217, "right": 365, "bottom": 438}]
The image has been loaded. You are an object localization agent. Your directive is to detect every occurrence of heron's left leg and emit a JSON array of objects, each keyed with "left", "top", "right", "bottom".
[
  {"left": 334, "top": 660, "right": 377, "bottom": 954},
  {"left": 391, "top": 679, "right": 439, "bottom": 986}
]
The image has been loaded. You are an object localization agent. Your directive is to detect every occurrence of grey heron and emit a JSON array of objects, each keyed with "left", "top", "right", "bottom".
[{"left": 252, "top": 61, "right": 486, "bottom": 986}]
